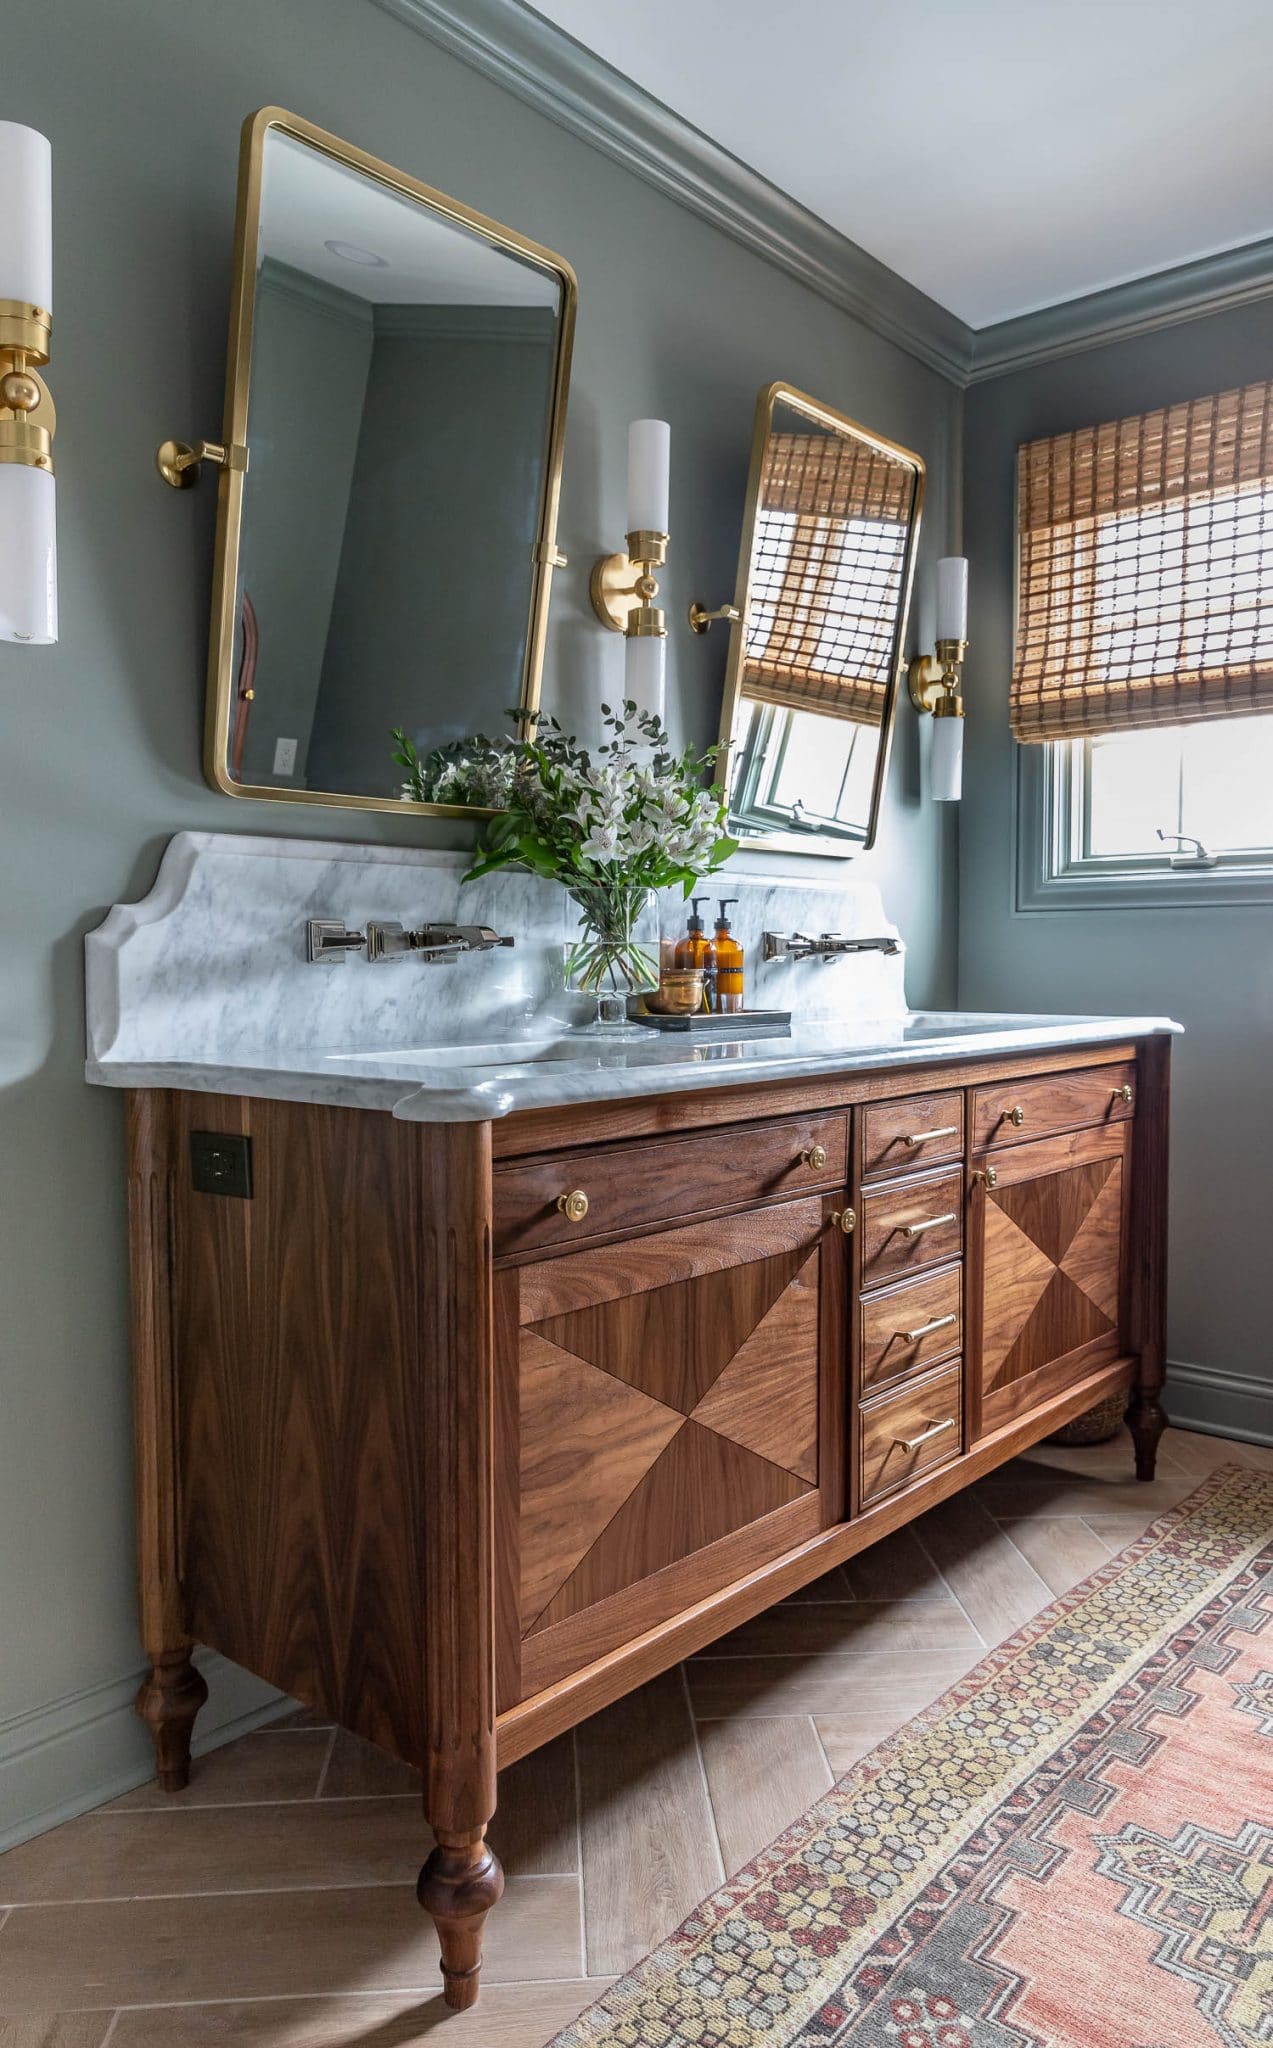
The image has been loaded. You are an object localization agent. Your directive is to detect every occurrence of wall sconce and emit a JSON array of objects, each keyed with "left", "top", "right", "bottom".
[
  {"left": 908, "top": 557, "right": 968, "bottom": 801},
  {"left": 0, "top": 122, "right": 57, "bottom": 645},
  {"left": 590, "top": 419, "right": 670, "bottom": 720}
]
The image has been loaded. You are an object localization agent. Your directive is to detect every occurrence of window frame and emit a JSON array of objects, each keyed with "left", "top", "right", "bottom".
[{"left": 1016, "top": 733, "right": 1273, "bottom": 911}]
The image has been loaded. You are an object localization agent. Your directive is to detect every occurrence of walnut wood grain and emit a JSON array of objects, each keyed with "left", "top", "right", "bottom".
[
  {"left": 497, "top": 1354, "right": 1137, "bottom": 1766},
  {"left": 859, "top": 1360, "right": 963, "bottom": 1505},
  {"left": 971, "top": 1060, "right": 1136, "bottom": 1152},
  {"left": 1126, "top": 1035, "right": 1171, "bottom": 1478},
  {"left": 490, "top": 1043, "right": 1137, "bottom": 1158},
  {"left": 493, "top": 1112, "right": 846, "bottom": 1258},
  {"left": 690, "top": 1250, "right": 820, "bottom": 1480},
  {"left": 126, "top": 1091, "right": 204, "bottom": 1787},
  {"left": 516, "top": 1199, "right": 821, "bottom": 1322},
  {"left": 860, "top": 1262, "right": 962, "bottom": 1395},
  {"left": 861, "top": 1090, "right": 964, "bottom": 1181},
  {"left": 860, "top": 1167, "right": 964, "bottom": 1286}
]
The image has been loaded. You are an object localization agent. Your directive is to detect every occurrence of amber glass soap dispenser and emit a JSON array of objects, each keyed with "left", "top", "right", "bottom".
[{"left": 712, "top": 898, "right": 744, "bottom": 1013}]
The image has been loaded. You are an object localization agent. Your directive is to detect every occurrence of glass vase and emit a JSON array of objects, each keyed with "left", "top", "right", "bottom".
[{"left": 565, "top": 882, "right": 659, "bottom": 1032}]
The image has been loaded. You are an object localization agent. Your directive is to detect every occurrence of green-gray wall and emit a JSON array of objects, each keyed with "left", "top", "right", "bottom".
[
  {"left": 0, "top": 0, "right": 959, "bottom": 1840},
  {"left": 960, "top": 298, "right": 1273, "bottom": 1447}
]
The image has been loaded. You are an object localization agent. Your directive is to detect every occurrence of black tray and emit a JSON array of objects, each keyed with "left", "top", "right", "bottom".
[{"left": 632, "top": 1007, "right": 791, "bottom": 1036}]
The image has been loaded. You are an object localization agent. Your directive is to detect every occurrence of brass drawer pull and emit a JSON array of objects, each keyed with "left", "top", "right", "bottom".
[
  {"left": 1112, "top": 1083, "right": 1133, "bottom": 1106},
  {"left": 829, "top": 1207, "right": 857, "bottom": 1235},
  {"left": 901, "top": 1312, "right": 957, "bottom": 1344},
  {"left": 897, "top": 1416, "right": 956, "bottom": 1452},
  {"left": 901, "top": 1211, "right": 957, "bottom": 1239},
  {"left": 973, "top": 1165, "right": 998, "bottom": 1190},
  {"left": 1004, "top": 1104, "right": 1026, "bottom": 1127},
  {"left": 801, "top": 1144, "right": 829, "bottom": 1170},
  {"left": 903, "top": 1123, "right": 959, "bottom": 1147},
  {"left": 556, "top": 1189, "right": 589, "bottom": 1223}
]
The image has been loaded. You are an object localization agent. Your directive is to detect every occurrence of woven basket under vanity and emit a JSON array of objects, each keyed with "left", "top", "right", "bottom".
[{"left": 1047, "top": 1389, "right": 1127, "bottom": 1446}]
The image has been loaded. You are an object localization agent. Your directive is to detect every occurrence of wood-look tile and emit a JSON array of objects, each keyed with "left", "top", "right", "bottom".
[
  {"left": 1082, "top": 1512, "right": 1167, "bottom": 1553},
  {"left": 1157, "top": 1426, "right": 1255, "bottom": 1479},
  {"left": 698, "top": 1600, "right": 980, "bottom": 1661},
  {"left": 0, "top": 1800, "right": 425, "bottom": 1905},
  {"left": 0, "top": 1880, "right": 580, "bottom": 2011},
  {"left": 696, "top": 1718, "right": 831, "bottom": 1877},
  {"left": 105, "top": 1732, "right": 329, "bottom": 1809},
  {"left": 843, "top": 1523, "right": 955, "bottom": 1603},
  {"left": 577, "top": 1671, "right": 720, "bottom": 1977},
  {"left": 912, "top": 1494, "right": 1049, "bottom": 1640},
  {"left": 972, "top": 1468, "right": 1193, "bottom": 1521},
  {"left": 999, "top": 1515, "right": 1114, "bottom": 1595},
  {"left": 0, "top": 2020, "right": 115, "bottom": 2048},
  {"left": 815, "top": 1702, "right": 948, "bottom": 1778},
  {"left": 108, "top": 1981, "right": 609, "bottom": 2047},
  {"left": 687, "top": 1651, "right": 978, "bottom": 1721},
  {"left": 257, "top": 1705, "right": 333, "bottom": 1732},
  {"left": 319, "top": 1730, "right": 420, "bottom": 1799},
  {"left": 781, "top": 1563, "right": 852, "bottom": 1604},
  {"left": 489, "top": 1735, "right": 578, "bottom": 1877}
]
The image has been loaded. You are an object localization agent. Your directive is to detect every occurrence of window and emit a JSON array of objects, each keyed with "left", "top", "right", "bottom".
[{"left": 1013, "top": 380, "right": 1273, "bottom": 907}]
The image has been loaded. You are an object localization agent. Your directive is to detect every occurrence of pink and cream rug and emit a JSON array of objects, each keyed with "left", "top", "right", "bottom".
[{"left": 552, "top": 1463, "right": 1273, "bottom": 2047}]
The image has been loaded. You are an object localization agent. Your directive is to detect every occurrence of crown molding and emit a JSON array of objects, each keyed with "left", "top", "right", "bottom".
[
  {"left": 368, "top": 0, "right": 972, "bottom": 384},
  {"left": 969, "top": 235, "right": 1273, "bottom": 382},
  {"left": 369, "top": 0, "right": 1273, "bottom": 392}
]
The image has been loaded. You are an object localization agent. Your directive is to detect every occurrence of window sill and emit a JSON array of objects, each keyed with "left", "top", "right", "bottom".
[{"left": 1016, "top": 859, "right": 1273, "bottom": 913}]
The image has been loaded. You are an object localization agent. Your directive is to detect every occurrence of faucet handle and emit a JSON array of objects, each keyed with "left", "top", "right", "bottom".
[{"left": 306, "top": 918, "right": 367, "bottom": 963}]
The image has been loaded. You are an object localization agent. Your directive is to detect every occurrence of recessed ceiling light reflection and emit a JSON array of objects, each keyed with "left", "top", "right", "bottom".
[{"left": 323, "top": 239, "right": 389, "bottom": 267}]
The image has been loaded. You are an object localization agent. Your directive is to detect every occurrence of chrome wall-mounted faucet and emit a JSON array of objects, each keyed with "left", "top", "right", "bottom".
[
  {"left": 762, "top": 930, "right": 902, "bottom": 963},
  {"left": 306, "top": 918, "right": 514, "bottom": 964}
]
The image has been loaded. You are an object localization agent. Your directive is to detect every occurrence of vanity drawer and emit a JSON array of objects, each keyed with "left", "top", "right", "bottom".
[
  {"left": 859, "top": 1168, "right": 963, "bottom": 1286},
  {"left": 972, "top": 1061, "right": 1135, "bottom": 1151},
  {"left": 494, "top": 1111, "right": 848, "bottom": 1256},
  {"left": 860, "top": 1263, "right": 962, "bottom": 1395},
  {"left": 862, "top": 1090, "right": 964, "bottom": 1180},
  {"left": 860, "top": 1360, "right": 962, "bottom": 1506}
]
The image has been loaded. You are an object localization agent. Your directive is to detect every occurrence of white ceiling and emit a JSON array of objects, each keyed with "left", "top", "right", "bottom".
[
  {"left": 527, "top": 0, "right": 1273, "bottom": 328},
  {"left": 260, "top": 131, "right": 561, "bottom": 307}
]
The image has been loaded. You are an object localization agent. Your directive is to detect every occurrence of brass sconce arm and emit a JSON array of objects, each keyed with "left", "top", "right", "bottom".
[
  {"left": 687, "top": 601, "right": 741, "bottom": 635},
  {"left": 0, "top": 301, "right": 55, "bottom": 476},
  {"left": 590, "top": 528, "right": 668, "bottom": 633},
  {"left": 907, "top": 635, "right": 967, "bottom": 715},
  {"left": 155, "top": 437, "right": 250, "bottom": 489}
]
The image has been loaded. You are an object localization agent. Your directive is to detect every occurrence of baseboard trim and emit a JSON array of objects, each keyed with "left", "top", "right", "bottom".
[
  {"left": 1165, "top": 1358, "right": 1273, "bottom": 1448},
  {"left": 0, "top": 1650, "right": 290, "bottom": 1854}
]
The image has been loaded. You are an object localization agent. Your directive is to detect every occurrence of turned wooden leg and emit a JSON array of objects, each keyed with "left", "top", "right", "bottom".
[
  {"left": 418, "top": 1830, "right": 505, "bottom": 2010},
  {"left": 1126, "top": 1395, "right": 1167, "bottom": 1482},
  {"left": 135, "top": 1648, "right": 208, "bottom": 1791}
]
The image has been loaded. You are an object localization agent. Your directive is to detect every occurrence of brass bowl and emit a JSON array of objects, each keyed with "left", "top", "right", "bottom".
[{"left": 645, "top": 969, "right": 706, "bottom": 1016}]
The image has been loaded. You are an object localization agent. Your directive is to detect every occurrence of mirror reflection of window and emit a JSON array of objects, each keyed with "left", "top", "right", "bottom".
[{"left": 721, "top": 389, "right": 923, "bottom": 853}]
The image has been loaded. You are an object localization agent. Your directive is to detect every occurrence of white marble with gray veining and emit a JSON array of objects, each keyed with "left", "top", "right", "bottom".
[{"left": 85, "top": 831, "right": 1180, "bottom": 1122}]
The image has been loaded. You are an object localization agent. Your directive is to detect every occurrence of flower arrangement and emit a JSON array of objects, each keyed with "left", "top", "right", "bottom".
[{"left": 395, "top": 705, "right": 736, "bottom": 1007}]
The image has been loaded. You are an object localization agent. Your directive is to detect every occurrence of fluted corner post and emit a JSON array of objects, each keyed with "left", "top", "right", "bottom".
[
  {"left": 1126, "top": 1036, "right": 1171, "bottom": 1481},
  {"left": 126, "top": 1091, "right": 207, "bottom": 1788},
  {"left": 417, "top": 1120, "right": 503, "bottom": 2009}
]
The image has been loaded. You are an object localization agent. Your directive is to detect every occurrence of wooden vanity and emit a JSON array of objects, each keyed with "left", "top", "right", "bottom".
[{"left": 125, "top": 1031, "right": 1169, "bottom": 2005}]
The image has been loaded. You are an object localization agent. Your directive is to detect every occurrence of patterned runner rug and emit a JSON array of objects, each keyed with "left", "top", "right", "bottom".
[{"left": 551, "top": 1463, "right": 1273, "bottom": 2047}]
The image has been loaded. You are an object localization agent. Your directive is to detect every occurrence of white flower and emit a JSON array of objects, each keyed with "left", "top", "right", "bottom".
[{"left": 581, "top": 824, "right": 622, "bottom": 865}]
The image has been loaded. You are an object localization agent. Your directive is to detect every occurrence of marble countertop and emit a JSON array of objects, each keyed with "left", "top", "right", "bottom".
[{"left": 87, "top": 1010, "right": 1181, "bottom": 1123}]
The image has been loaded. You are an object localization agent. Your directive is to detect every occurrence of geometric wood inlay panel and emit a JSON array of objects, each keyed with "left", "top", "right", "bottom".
[
  {"left": 518, "top": 1331, "right": 683, "bottom": 1633},
  {"left": 531, "top": 1243, "right": 807, "bottom": 1415},
  {"left": 689, "top": 1250, "right": 819, "bottom": 1481},
  {"left": 518, "top": 1240, "right": 821, "bottom": 1641},
  {"left": 982, "top": 1155, "right": 1120, "bottom": 1394},
  {"left": 529, "top": 1419, "right": 808, "bottom": 1634}
]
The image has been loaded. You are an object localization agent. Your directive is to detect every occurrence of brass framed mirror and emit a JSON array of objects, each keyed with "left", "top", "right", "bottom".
[
  {"left": 194, "top": 108, "right": 576, "bottom": 815},
  {"left": 715, "top": 383, "right": 925, "bottom": 855}
]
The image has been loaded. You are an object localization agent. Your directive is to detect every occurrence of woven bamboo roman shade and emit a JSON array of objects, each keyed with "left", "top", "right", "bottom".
[
  {"left": 741, "top": 431, "right": 916, "bottom": 726},
  {"left": 1012, "top": 380, "right": 1273, "bottom": 742}
]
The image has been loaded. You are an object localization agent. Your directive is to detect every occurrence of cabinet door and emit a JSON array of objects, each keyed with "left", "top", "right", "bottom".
[
  {"left": 496, "top": 1194, "right": 841, "bottom": 1704},
  {"left": 972, "top": 1123, "right": 1129, "bottom": 1438}
]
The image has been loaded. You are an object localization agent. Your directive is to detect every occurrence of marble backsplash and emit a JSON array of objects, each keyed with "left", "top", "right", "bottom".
[{"left": 86, "top": 831, "right": 908, "bottom": 1069}]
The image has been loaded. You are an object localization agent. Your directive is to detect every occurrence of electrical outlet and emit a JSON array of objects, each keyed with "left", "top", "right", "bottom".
[
  {"left": 273, "top": 736, "right": 298, "bottom": 776},
  {"left": 190, "top": 1131, "right": 253, "bottom": 1199}
]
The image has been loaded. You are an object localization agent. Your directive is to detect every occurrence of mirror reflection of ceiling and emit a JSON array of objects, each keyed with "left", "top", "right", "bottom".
[
  {"left": 527, "top": 0, "right": 1273, "bottom": 326},
  {"left": 261, "top": 133, "right": 561, "bottom": 309}
]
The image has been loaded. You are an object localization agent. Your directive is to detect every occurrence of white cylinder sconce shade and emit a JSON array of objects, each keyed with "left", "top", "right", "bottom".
[
  {"left": 626, "top": 419, "right": 670, "bottom": 534},
  {"left": 0, "top": 464, "right": 57, "bottom": 643},
  {"left": 930, "top": 711, "right": 964, "bottom": 801},
  {"left": 624, "top": 630, "right": 666, "bottom": 723},
  {"left": 935, "top": 556, "right": 968, "bottom": 642},
  {"left": 0, "top": 122, "right": 53, "bottom": 313}
]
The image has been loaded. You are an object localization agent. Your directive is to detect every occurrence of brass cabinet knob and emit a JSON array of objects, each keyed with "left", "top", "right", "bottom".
[
  {"left": 556, "top": 1189, "right": 589, "bottom": 1223},
  {"left": 802, "top": 1144, "right": 828, "bottom": 1171},
  {"left": 1006, "top": 1105, "right": 1026, "bottom": 1127},
  {"left": 973, "top": 1164, "right": 998, "bottom": 1190},
  {"left": 1113, "top": 1082, "right": 1133, "bottom": 1105},
  {"left": 829, "top": 1207, "right": 856, "bottom": 1235}
]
